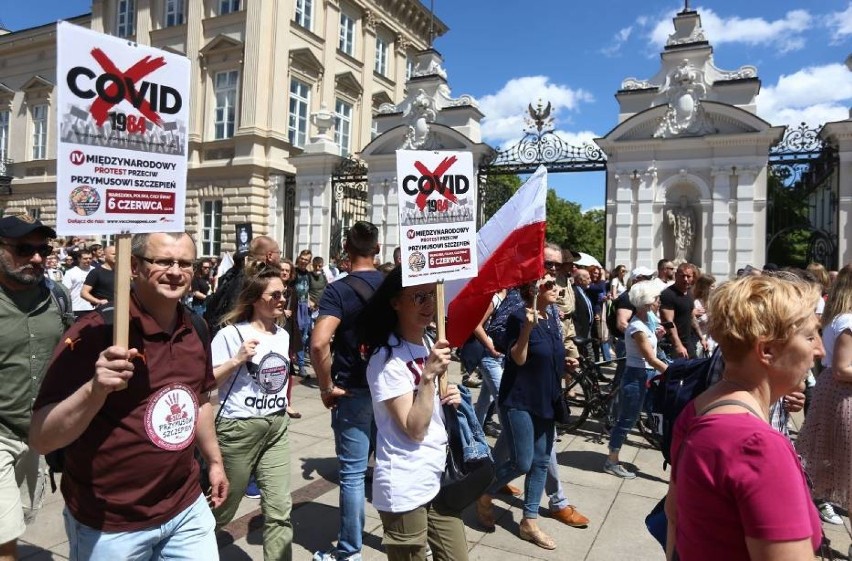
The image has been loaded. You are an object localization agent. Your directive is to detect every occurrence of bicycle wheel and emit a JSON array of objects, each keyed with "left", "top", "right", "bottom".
[
  {"left": 557, "top": 373, "right": 595, "bottom": 433},
  {"left": 638, "top": 411, "right": 662, "bottom": 450}
]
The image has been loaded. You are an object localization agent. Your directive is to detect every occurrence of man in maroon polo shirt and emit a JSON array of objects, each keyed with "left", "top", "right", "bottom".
[{"left": 29, "top": 232, "right": 228, "bottom": 561}]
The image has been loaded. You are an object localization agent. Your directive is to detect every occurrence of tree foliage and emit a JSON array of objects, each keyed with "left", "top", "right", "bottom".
[{"left": 481, "top": 173, "right": 605, "bottom": 263}]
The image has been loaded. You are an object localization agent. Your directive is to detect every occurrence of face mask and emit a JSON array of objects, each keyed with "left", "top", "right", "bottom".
[{"left": 647, "top": 310, "right": 659, "bottom": 333}]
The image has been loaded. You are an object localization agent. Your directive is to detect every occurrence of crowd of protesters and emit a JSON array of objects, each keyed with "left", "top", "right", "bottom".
[{"left": 0, "top": 211, "right": 848, "bottom": 560}]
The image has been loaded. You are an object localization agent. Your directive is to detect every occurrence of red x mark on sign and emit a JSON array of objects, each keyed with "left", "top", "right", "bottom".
[
  {"left": 413, "top": 155, "right": 459, "bottom": 211},
  {"left": 89, "top": 48, "right": 167, "bottom": 127}
]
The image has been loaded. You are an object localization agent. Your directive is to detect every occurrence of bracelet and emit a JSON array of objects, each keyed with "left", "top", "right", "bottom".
[{"left": 321, "top": 386, "right": 336, "bottom": 396}]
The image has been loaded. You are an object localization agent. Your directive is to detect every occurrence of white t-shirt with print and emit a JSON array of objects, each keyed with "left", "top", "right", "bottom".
[
  {"left": 211, "top": 322, "right": 291, "bottom": 419},
  {"left": 367, "top": 335, "right": 447, "bottom": 514}
]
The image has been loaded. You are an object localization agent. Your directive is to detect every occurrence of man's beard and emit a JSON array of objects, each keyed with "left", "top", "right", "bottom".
[{"left": 0, "top": 256, "right": 43, "bottom": 286}]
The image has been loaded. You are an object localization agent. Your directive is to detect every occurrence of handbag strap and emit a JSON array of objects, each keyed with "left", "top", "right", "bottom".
[{"left": 215, "top": 325, "right": 245, "bottom": 426}]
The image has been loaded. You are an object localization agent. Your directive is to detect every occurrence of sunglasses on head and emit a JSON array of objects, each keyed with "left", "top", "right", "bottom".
[{"left": 0, "top": 241, "right": 53, "bottom": 259}]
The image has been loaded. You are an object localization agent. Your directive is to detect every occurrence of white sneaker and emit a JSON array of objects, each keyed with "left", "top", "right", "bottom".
[
  {"left": 819, "top": 502, "right": 843, "bottom": 525},
  {"left": 312, "top": 551, "right": 362, "bottom": 561}
]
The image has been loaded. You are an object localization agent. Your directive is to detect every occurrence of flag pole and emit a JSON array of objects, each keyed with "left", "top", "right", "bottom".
[{"left": 435, "top": 279, "right": 448, "bottom": 397}]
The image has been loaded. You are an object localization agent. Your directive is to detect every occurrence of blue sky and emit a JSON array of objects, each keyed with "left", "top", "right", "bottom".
[{"left": 2, "top": 0, "right": 851, "bottom": 211}]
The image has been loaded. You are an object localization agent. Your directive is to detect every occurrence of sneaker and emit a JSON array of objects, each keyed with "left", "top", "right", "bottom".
[
  {"left": 603, "top": 460, "right": 636, "bottom": 479},
  {"left": 244, "top": 477, "right": 261, "bottom": 499},
  {"left": 312, "top": 551, "right": 362, "bottom": 561},
  {"left": 819, "top": 502, "right": 843, "bottom": 525},
  {"left": 483, "top": 423, "right": 501, "bottom": 438}
]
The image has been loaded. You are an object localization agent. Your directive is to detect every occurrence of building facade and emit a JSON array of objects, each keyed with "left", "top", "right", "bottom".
[{"left": 0, "top": 0, "right": 445, "bottom": 257}]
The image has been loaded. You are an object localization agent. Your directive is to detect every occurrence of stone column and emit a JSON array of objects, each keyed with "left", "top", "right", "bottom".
[
  {"left": 608, "top": 170, "right": 633, "bottom": 268},
  {"left": 135, "top": 0, "right": 152, "bottom": 44},
  {"left": 367, "top": 173, "right": 398, "bottom": 262},
  {"left": 823, "top": 121, "right": 852, "bottom": 267},
  {"left": 698, "top": 200, "right": 712, "bottom": 270},
  {"left": 290, "top": 108, "right": 342, "bottom": 258},
  {"left": 185, "top": 0, "right": 204, "bottom": 151},
  {"left": 710, "top": 166, "right": 733, "bottom": 278},
  {"left": 734, "top": 166, "right": 758, "bottom": 269},
  {"left": 239, "top": 0, "right": 272, "bottom": 133},
  {"left": 635, "top": 166, "right": 657, "bottom": 267}
]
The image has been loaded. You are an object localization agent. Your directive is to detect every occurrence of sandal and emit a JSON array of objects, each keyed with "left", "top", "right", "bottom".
[
  {"left": 519, "top": 524, "right": 556, "bottom": 550},
  {"left": 286, "top": 408, "right": 302, "bottom": 419},
  {"left": 475, "top": 495, "right": 496, "bottom": 532}
]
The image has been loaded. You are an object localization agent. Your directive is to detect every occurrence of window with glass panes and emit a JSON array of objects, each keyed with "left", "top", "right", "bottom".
[
  {"left": 214, "top": 70, "right": 238, "bottom": 139},
  {"left": 334, "top": 99, "right": 352, "bottom": 156},
  {"left": 165, "top": 0, "right": 185, "bottom": 26},
  {"left": 0, "top": 110, "right": 9, "bottom": 162},
  {"left": 288, "top": 79, "right": 310, "bottom": 148},
  {"left": 117, "top": 0, "right": 136, "bottom": 37},
  {"left": 201, "top": 200, "right": 222, "bottom": 256},
  {"left": 219, "top": 0, "right": 240, "bottom": 14},
  {"left": 339, "top": 12, "right": 355, "bottom": 56},
  {"left": 374, "top": 36, "right": 389, "bottom": 76},
  {"left": 31, "top": 104, "right": 47, "bottom": 160},
  {"left": 294, "top": 0, "right": 313, "bottom": 30}
]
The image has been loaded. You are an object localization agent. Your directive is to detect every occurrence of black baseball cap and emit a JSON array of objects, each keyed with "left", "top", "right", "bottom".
[{"left": 0, "top": 215, "right": 56, "bottom": 239}]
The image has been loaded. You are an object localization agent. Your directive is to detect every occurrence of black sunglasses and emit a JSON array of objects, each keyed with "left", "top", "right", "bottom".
[
  {"left": 543, "top": 260, "right": 561, "bottom": 270},
  {"left": 263, "top": 290, "right": 285, "bottom": 300},
  {"left": 540, "top": 280, "right": 556, "bottom": 291},
  {"left": 0, "top": 241, "right": 53, "bottom": 259}
]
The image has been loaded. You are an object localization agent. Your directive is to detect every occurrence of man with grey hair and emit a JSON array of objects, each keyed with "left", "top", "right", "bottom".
[
  {"left": 30, "top": 231, "right": 228, "bottom": 560},
  {"left": 0, "top": 215, "right": 72, "bottom": 560}
]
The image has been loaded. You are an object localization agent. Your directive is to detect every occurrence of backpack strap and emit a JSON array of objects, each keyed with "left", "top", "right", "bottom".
[
  {"left": 339, "top": 273, "right": 375, "bottom": 304},
  {"left": 45, "top": 279, "right": 74, "bottom": 329},
  {"left": 696, "top": 398, "right": 762, "bottom": 420}
]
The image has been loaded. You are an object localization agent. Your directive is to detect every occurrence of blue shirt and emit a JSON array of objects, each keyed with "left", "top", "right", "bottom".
[
  {"left": 317, "top": 270, "right": 385, "bottom": 389},
  {"left": 498, "top": 308, "right": 563, "bottom": 419}
]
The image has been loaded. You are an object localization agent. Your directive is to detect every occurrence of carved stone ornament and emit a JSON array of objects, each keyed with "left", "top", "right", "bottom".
[
  {"left": 621, "top": 78, "right": 654, "bottom": 91},
  {"left": 364, "top": 9, "right": 378, "bottom": 30},
  {"left": 411, "top": 57, "right": 447, "bottom": 80},
  {"left": 401, "top": 89, "right": 438, "bottom": 149},
  {"left": 654, "top": 60, "right": 716, "bottom": 138}
]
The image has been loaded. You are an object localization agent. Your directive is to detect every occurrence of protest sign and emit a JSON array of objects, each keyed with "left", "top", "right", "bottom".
[
  {"left": 396, "top": 150, "right": 478, "bottom": 287},
  {"left": 55, "top": 21, "right": 190, "bottom": 235},
  {"left": 55, "top": 22, "right": 191, "bottom": 350}
]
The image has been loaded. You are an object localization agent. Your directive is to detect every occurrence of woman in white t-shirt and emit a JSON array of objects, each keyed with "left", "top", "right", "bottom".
[
  {"left": 360, "top": 266, "right": 466, "bottom": 561},
  {"left": 209, "top": 267, "right": 294, "bottom": 561}
]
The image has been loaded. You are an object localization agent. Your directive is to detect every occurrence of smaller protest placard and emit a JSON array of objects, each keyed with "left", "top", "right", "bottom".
[
  {"left": 235, "top": 223, "right": 253, "bottom": 255},
  {"left": 396, "top": 150, "right": 478, "bottom": 287}
]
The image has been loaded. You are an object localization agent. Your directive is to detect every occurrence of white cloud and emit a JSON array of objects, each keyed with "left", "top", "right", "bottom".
[
  {"left": 648, "top": 8, "right": 813, "bottom": 53},
  {"left": 478, "top": 76, "right": 594, "bottom": 144},
  {"left": 601, "top": 25, "right": 633, "bottom": 57},
  {"left": 756, "top": 63, "right": 852, "bottom": 126},
  {"left": 827, "top": 2, "right": 852, "bottom": 43}
]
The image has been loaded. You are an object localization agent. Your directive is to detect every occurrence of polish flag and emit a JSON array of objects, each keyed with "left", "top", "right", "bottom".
[{"left": 444, "top": 165, "right": 548, "bottom": 347}]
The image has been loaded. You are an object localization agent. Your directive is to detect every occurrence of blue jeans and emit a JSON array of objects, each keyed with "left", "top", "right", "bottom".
[
  {"left": 474, "top": 355, "right": 504, "bottom": 426},
  {"left": 545, "top": 430, "right": 569, "bottom": 511},
  {"left": 63, "top": 494, "right": 216, "bottom": 561},
  {"left": 330, "top": 388, "right": 375, "bottom": 557},
  {"left": 488, "top": 408, "right": 554, "bottom": 519},
  {"left": 297, "top": 319, "right": 313, "bottom": 370},
  {"left": 608, "top": 366, "right": 654, "bottom": 452}
]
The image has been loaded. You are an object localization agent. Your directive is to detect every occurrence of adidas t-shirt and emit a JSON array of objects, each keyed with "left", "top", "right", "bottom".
[{"left": 211, "top": 322, "right": 291, "bottom": 418}]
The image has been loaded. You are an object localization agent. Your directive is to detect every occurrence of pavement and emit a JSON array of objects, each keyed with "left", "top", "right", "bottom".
[{"left": 18, "top": 362, "right": 852, "bottom": 561}]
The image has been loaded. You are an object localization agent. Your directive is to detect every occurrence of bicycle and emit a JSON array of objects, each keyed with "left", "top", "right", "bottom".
[{"left": 557, "top": 337, "right": 660, "bottom": 449}]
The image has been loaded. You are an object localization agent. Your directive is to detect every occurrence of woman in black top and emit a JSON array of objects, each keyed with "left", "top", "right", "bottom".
[{"left": 476, "top": 276, "right": 563, "bottom": 550}]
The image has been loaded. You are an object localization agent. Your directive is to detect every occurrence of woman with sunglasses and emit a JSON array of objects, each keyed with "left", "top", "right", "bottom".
[
  {"left": 209, "top": 267, "right": 294, "bottom": 561},
  {"left": 476, "top": 275, "right": 563, "bottom": 550},
  {"left": 359, "top": 266, "right": 466, "bottom": 561},
  {"left": 604, "top": 281, "right": 667, "bottom": 479}
]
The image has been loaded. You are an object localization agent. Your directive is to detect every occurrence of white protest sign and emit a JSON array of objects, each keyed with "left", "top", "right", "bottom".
[
  {"left": 396, "top": 150, "right": 478, "bottom": 287},
  {"left": 55, "top": 21, "right": 190, "bottom": 235}
]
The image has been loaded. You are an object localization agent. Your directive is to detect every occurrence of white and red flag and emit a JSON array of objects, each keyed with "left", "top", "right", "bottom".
[{"left": 444, "top": 165, "right": 548, "bottom": 347}]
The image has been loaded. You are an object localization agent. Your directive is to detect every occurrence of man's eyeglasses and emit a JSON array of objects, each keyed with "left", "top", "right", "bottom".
[
  {"left": 544, "top": 260, "right": 562, "bottom": 270},
  {"left": 263, "top": 290, "right": 285, "bottom": 300},
  {"left": 0, "top": 241, "right": 53, "bottom": 259},
  {"left": 411, "top": 290, "right": 437, "bottom": 305},
  {"left": 137, "top": 256, "right": 194, "bottom": 271}
]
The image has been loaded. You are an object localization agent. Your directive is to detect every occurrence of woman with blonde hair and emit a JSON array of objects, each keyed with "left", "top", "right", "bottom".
[
  {"left": 210, "top": 267, "right": 295, "bottom": 560},
  {"left": 797, "top": 264, "right": 852, "bottom": 526},
  {"left": 666, "top": 275, "right": 824, "bottom": 561}
]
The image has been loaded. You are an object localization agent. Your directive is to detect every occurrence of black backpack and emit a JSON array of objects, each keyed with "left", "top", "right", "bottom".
[
  {"left": 484, "top": 288, "right": 524, "bottom": 354},
  {"left": 44, "top": 304, "right": 210, "bottom": 492},
  {"left": 203, "top": 266, "right": 244, "bottom": 336},
  {"left": 648, "top": 348, "right": 723, "bottom": 468}
]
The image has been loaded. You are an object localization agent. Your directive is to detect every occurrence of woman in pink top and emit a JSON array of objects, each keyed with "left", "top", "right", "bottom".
[{"left": 665, "top": 275, "right": 824, "bottom": 561}]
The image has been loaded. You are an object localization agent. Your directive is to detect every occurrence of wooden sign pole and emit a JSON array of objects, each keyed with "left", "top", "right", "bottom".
[
  {"left": 435, "top": 280, "right": 448, "bottom": 398},
  {"left": 112, "top": 233, "right": 132, "bottom": 349}
]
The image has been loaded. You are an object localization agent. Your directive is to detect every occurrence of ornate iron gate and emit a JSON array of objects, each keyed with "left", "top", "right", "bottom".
[
  {"left": 477, "top": 100, "right": 607, "bottom": 227},
  {"left": 767, "top": 123, "right": 839, "bottom": 268},
  {"left": 329, "top": 156, "right": 369, "bottom": 259}
]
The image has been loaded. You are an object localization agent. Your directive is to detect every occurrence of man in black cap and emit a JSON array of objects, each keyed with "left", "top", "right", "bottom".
[{"left": 0, "top": 214, "right": 72, "bottom": 559}]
